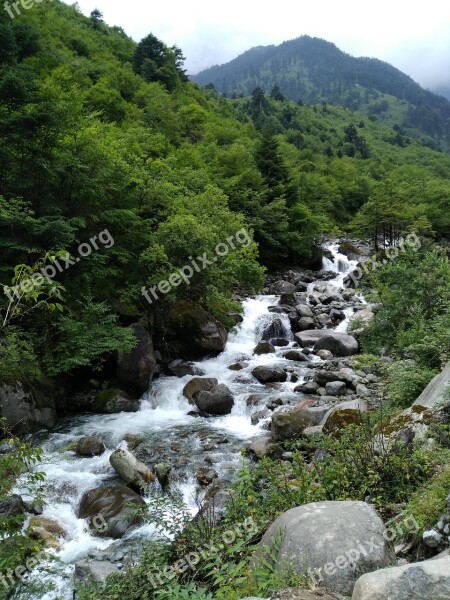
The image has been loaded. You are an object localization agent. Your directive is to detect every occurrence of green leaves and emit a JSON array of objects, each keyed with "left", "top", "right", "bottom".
[{"left": 45, "top": 298, "right": 136, "bottom": 376}]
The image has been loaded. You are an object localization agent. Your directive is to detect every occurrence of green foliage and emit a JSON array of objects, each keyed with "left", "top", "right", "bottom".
[
  {"left": 193, "top": 35, "right": 450, "bottom": 152},
  {"left": 0, "top": 328, "right": 42, "bottom": 385},
  {"left": 0, "top": 420, "right": 45, "bottom": 588},
  {"left": 226, "top": 417, "right": 432, "bottom": 530},
  {"left": 46, "top": 298, "right": 136, "bottom": 376},
  {"left": 384, "top": 361, "right": 438, "bottom": 409},
  {"left": 400, "top": 458, "right": 450, "bottom": 543},
  {"left": 362, "top": 248, "right": 450, "bottom": 368}
]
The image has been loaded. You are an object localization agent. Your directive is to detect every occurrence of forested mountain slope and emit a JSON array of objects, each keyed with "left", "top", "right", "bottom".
[
  {"left": 0, "top": 1, "right": 448, "bottom": 393},
  {"left": 192, "top": 36, "right": 450, "bottom": 152}
]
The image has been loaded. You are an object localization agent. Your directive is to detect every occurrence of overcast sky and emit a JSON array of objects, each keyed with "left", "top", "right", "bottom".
[{"left": 66, "top": 0, "right": 450, "bottom": 91}]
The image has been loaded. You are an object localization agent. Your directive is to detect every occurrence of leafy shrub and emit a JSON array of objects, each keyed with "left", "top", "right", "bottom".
[{"left": 384, "top": 360, "right": 438, "bottom": 409}]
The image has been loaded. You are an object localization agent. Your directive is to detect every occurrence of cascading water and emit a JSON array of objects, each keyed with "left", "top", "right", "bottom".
[{"left": 12, "top": 242, "right": 368, "bottom": 599}]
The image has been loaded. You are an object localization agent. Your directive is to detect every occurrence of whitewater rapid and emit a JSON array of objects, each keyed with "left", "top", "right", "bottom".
[{"left": 12, "top": 241, "right": 365, "bottom": 598}]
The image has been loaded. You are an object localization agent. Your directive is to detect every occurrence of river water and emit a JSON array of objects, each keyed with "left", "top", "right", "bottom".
[{"left": 12, "top": 242, "right": 363, "bottom": 599}]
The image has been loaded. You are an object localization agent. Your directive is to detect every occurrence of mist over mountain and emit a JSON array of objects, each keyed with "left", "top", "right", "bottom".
[
  {"left": 434, "top": 84, "right": 450, "bottom": 101},
  {"left": 192, "top": 36, "right": 450, "bottom": 152}
]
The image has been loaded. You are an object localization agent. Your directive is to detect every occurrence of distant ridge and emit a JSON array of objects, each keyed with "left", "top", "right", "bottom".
[{"left": 192, "top": 36, "right": 450, "bottom": 152}]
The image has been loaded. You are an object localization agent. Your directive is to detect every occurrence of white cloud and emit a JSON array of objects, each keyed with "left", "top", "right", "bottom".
[{"left": 65, "top": 0, "right": 450, "bottom": 88}]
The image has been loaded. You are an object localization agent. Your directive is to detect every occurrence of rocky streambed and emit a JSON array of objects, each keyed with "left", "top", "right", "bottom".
[{"left": 10, "top": 241, "right": 386, "bottom": 598}]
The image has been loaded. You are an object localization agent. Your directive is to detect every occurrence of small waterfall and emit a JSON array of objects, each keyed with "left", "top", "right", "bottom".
[{"left": 255, "top": 312, "right": 292, "bottom": 342}]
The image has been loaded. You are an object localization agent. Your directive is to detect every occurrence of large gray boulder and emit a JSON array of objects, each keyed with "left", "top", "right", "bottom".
[
  {"left": 116, "top": 323, "right": 156, "bottom": 396},
  {"left": 257, "top": 501, "right": 395, "bottom": 596},
  {"left": 295, "top": 330, "right": 359, "bottom": 356},
  {"left": 0, "top": 382, "right": 56, "bottom": 435},
  {"left": 168, "top": 301, "right": 228, "bottom": 359},
  {"left": 195, "top": 384, "right": 234, "bottom": 416},
  {"left": 315, "top": 333, "right": 359, "bottom": 357},
  {"left": 109, "top": 448, "right": 154, "bottom": 486},
  {"left": 183, "top": 377, "right": 218, "bottom": 404},
  {"left": 78, "top": 485, "right": 146, "bottom": 539},
  {"left": 271, "top": 280, "right": 297, "bottom": 295},
  {"left": 352, "top": 555, "right": 450, "bottom": 600},
  {"left": 296, "top": 305, "right": 314, "bottom": 318},
  {"left": 252, "top": 366, "right": 287, "bottom": 384},
  {"left": 254, "top": 341, "right": 276, "bottom": 355},
  {"left": 76, "top": 436, "right": 106, "bottom": 457},
  {"left": 413, "top": 361, "right": 450, "bottom": 411}
]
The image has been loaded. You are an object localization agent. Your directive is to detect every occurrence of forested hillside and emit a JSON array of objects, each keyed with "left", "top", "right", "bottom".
[
  {"left": 193, "top": 36, "right": 450, "bottom": 152},
  {"left": 0, "top": 2, "right": 449, "bottom": 395}
]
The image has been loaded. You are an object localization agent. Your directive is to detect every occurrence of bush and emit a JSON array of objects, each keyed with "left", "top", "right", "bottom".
[
  {"left": 362, "top": 248, "right": 450, "bottom": 369},
  {"left": 384, "top": 360, "right": 438, "bottom": 409}
]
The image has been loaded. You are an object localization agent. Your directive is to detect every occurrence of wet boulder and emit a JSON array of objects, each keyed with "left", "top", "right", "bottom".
[
  {"left": 78, "top": 485, "right": 146, "bottom": 538},
  {"left": 254, "top": 341, "right": 276, "bottom": 355},
  {"left": 76, "top": 436, "right": 106, "bottom": 457},
  {"left": 297, "top": 317, "right": 316, "bottom": 331},
  {"left": 251, "top": 409, "right": 272, "bottom": 425},
  {"left": 260, "top": 316, "right": 288, "bottom": 341},
  {"left": 116, "top": 324, "right": 157, "bottom": 396},
  {"left": 283, "top": 350, "right": 309, "bottom": 362},
  {"left": 196, "top": 467, "right": 218, "bottom": 486},
  {"left": 183, "top": 377, "right": 218, "bottom": 404},
  {"left": 154, "top": 463, "right": 171, "bottom": 487},
  {"left": 252, "top": 366, "right": 288, "bottom": 384},
  {"left": 167, "top": 360, "right": 203, "bottom": 377},
  {"left": 228, "top": 362, "right": 249, "bottom": 371},
  {"left": 195, "top": 384, "right": 234, "bottom": 416},
  {"left": 109, "top": 448, "right": 154, "bottom": 486}
]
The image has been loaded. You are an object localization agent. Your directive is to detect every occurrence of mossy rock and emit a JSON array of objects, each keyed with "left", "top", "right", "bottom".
[
  {"left": 168, "top": 300, "right": 227, "bottom": 359},
  {"left": 323, "top": 408, "right": 362, "bottom": 434},
  {"left": 271, "top": 410, "right": 316, "bottom": 441},
  {"left": 70, "top": 389, "right": 139, "bottom": 414}
]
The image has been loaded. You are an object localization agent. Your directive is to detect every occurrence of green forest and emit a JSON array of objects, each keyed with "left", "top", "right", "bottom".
[
  {"left": 193, "top": 35, "right": 450, "bottom": 152},
  {"left": 1, "top": 2, "right": 449, "bottom": 390},
  {"left": 0, "top": 3, "right": 450, "bottom": 600}
]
